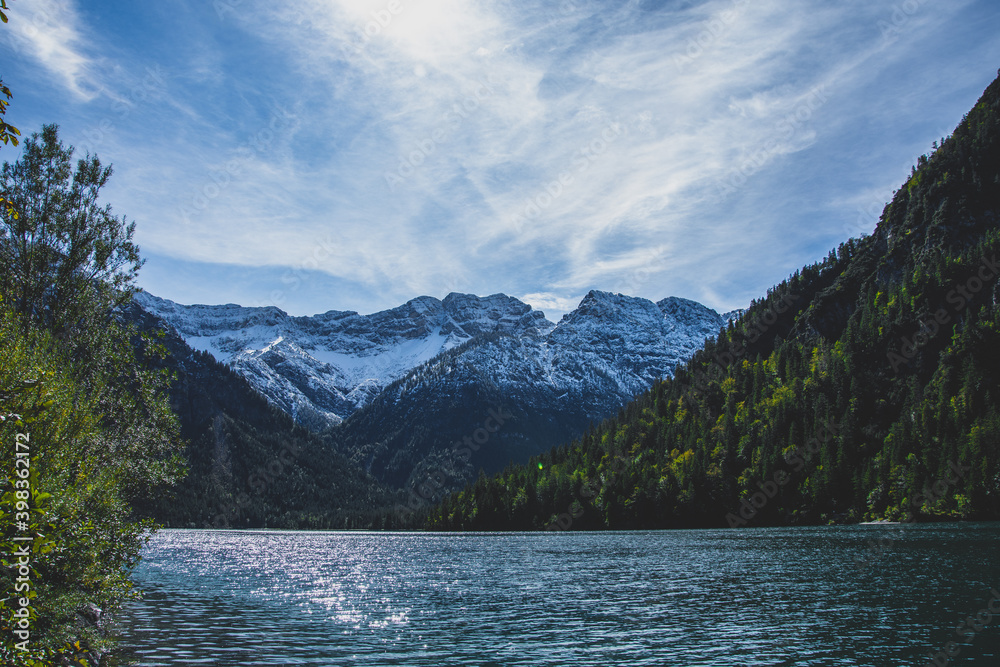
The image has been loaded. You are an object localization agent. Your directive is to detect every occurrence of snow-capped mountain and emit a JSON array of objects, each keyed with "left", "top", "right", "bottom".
[
  {"left": 136, "top": 291, "right": 552, "bottom": 430},
  {"left": 330, "top": 292, "right": 727, "bottom": 487},
  {"left": 136, "top": 289, "right": 727, "bottom": 487},
  {"left": 546, "top": 292, "right": 725, "bottom": 399}
]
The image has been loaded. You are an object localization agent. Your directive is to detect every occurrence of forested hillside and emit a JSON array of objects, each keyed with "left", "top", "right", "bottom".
[
  {"left": 130, "top": 304, "right": 396, "bottom": 530},
  {"left": 137, "top": 288, "right": 729, "bottom": 504},
  {"left": 428, "top": 73, "right": 1000, "bottom": 531}
]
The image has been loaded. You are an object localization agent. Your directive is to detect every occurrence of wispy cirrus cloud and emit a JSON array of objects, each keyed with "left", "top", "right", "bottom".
[
  {"left": 4, "top": 0, "right": 100, "bottom": 100},
  {"left": 15, "top": 0, "right": 995, "bottom": 320}
]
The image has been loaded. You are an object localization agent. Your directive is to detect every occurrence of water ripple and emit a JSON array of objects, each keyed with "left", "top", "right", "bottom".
[{"left": 113, "top": 525, "right": 1000, "bottom": 666}]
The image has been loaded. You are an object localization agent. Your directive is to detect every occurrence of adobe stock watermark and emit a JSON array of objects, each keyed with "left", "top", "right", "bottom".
[
  {"left": 385, "top": 78, "right": 499, "bottom": 192},
  {"left": 557, "top": 1, "right": 580, "bottom": 15},
  {"left": 440, "top": 270, "right": 472, "bottom": 298},
  {"left": 725, "top": 419, "right": 840, "bottom": 528},
  {"left": 6, "top": 5, "right": 46, "bottom": 47},
  {"left": 715, "top": 86, "right": 829, "bottom": 201},
  {"left": 178, "top": 105, "right": 298, "bottom": 225},
  {"left": 887, "top": 254, "right": 1000, "bottom": 373},
  {"left": 877, "top": 0, "right": 928, "bottom": 45},
  {"left": 395, "top": 406, "right": 514, "bottom": 520},
  {"left": 215, "top": 0, "right": 406, "bottom": 64},
  {"left": 854, "top": 459, "right": 970, "bottom": 575},
  {"left": 251, "top": 234, "right": 340, "bottom": 311},
  {"left": 213, "top": 0, "right": 245, "bottom": 20},
  {"left": 612, "top": 245, "right": 670, "bottom": 296},
  {"left": 78, "top": 66, "right": 167, "bottom": 157},
  {"left": 545, "top": 451, "right": 629, "bottom": 531},
  {"left": 844, "top": 128, "right": 953, "bottom": 239},
  {"left": 923, "top": 587, "right": 1000, "bottom": 667},
  {"left": 844, "top": 186, "right": 894, "bottom": 239},
  {"left": 508, "top": 120, "right": 624, "bottom": 234},
  {"left": 337, "top": 0, "right": 407, "bottom": 63},
  {"left": 9, "top": 431, "right": 33, "bottom": 652},
  {"left": 672, "top": 0, "right": 750, "bottom": 72},
  {"left": 685, "top": 292, "right": 801, "bottom": 415}
]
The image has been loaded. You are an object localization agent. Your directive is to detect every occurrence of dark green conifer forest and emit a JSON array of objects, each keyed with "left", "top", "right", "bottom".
[{"left": 427, "top": 73, "right": 1000, "bottom": 532}]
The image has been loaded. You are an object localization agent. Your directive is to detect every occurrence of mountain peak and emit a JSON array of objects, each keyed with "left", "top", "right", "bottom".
[
  {"left": 137, "top": 288, "right": 722, "bottom": 435},
  {"left": 657, "top": 296, "right": 725, "bottom": 332},
  {"left": 566, "top": 291, "right": 664, "bottom": 325},
  {"left": 441, "top": 292, "right": 554, "bottom": 336},
  {"left": 406, "top": 295, "right": 443, "bottom": 311},
  {"left": 582, "top": 288, "right": 629, "bottom": 302}
]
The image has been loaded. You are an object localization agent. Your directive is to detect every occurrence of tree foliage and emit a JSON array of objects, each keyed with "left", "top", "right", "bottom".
[
  {"left": 1, "top": 0, "right": 22, "bottom": 222},
  {"left": 1, "top": 125, "right": 141, "bottom": 338},
  {"left": 0, "top": 125, "right": 185, "bottom": 663},
  {"left": 0, "top": 79, "right": 18, "bottom": 150}
]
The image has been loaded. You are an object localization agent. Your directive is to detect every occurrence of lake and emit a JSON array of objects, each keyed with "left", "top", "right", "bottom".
[{"left": 113, "top": 524, "right": 1000, "bottom": 666}]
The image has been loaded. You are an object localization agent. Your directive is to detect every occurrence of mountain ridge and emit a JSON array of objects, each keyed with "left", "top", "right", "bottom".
[
  {"left": 136, "top": 289, "right": 728, "bottom": 429},
  {"left": 136, "top": 289, "right": 732, "bottom": 491}
]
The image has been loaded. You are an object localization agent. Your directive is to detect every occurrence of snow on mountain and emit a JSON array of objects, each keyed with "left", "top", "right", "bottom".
[
  {"left": 331, "top": 290, "right": 726, "bottom": 488},
  {"left": 374, "top": 291, "right": 725, "bottom": 419},
  {"left": 545, "top": 292, "right": 723, "bottom": 396},
  {"left": 134, "top": 291, "right": 553, "bottom": 430},
  {"left": 135, "top": 290, "right": 723, "bottom": 432},
  {"left": 721, "top": 308, "right": 747, "bottom": 325}
]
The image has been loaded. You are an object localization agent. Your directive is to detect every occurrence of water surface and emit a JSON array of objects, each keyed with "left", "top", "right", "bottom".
[{"left": 115, "top": 524, "right": 1000, "bottom": 665}]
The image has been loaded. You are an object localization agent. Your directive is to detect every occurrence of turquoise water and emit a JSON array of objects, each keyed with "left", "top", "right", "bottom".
[{"left": 115, "top": 524, "right": 1000, "bottom": 665}]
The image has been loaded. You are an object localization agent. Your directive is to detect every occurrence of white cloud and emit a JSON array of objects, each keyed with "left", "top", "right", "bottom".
[
  {"left": 519, "top": 292, "right": 582, "bottom": 322},
  {"left": 6, "top": 0, "right": 99, "bottom": 100},
  {"left": 89, "top": 0, "right": 996, "bottom": 314}
]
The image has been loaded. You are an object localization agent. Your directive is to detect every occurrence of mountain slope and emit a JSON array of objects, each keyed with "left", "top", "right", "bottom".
[
  {"left": 136, "top": 291, "right": 553, "bottom": 431},
  {"left": 126, "top": 304, "right": 395, "bottom": 529},
  {"left": 137, "top": 290, "right": 728, "bottom": 495},
  {"left": 427, "top": 72, "right": 1000, "bottom": 531},
  {"left": 332, "top": 292, "right": 728, "bottom": 504},
  {"left": 333, "top": 293, "right": 726, "bottom": 496}
]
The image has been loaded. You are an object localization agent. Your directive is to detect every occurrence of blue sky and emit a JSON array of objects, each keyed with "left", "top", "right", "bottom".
[{"left": 2, "top": 0, "right": 999, "bottom": 320}]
